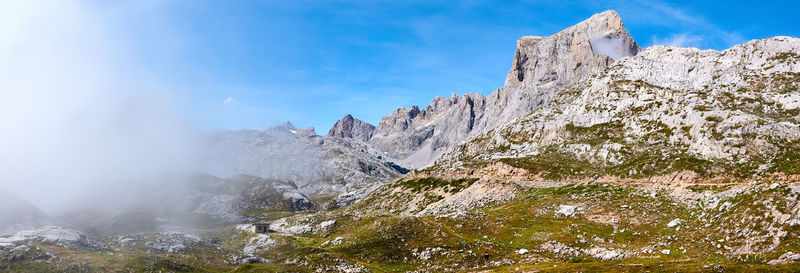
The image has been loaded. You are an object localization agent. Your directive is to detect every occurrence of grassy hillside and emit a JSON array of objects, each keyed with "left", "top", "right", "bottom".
[{"left": 4, "top": 178, "right": 800, "bottom": 272}]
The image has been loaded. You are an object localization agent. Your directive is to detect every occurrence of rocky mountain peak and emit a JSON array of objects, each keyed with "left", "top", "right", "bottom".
[
  {"left": 327, "top": 114, "right": 376, "bottom": 142},
  {"left": 365, "top": 11, "right": 641, "bottom": 169},
  {"left": 270, "top": 121, "right": 316, "bottom": 137},
  {"left": 277, "top": 121, "right": 296, "bottom": 129},
  {"left": 505, "top": 10, "right": 640, "bottom": 89},
  {"left": 372, "top": 106, "right": 422, "bottom": 138}
]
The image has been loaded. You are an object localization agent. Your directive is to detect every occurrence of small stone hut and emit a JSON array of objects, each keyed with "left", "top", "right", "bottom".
[{"left": 251, "top": 223, "right": 270, "bottom": 233}]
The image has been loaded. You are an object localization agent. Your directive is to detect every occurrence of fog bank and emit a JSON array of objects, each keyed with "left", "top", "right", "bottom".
[{"left": 0, "top": 0, "right": 198, "bottom": 214}]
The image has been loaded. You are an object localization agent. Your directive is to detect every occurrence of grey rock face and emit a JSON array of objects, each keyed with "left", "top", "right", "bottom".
[
  {"left": 328, "top": 114, "right": 376, "bottom": 142},
  {"left": 146, "top": 232, "right": 199, "bottom": 253},
  {"left": 242, "top": 234, "right": 276, "bottom": 255},
  {"left": 769, "top": 252, "right": 800, "bottom": 265},
  {"left": 367, "top": 10, "right": 638, "bottom": 169},
  {"left": 506, "top": 10, "right": 639, "bottom": 89}
]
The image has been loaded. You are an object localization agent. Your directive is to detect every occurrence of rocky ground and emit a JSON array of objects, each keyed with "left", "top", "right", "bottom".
[{"left": 4, "top": 176, "right": 800, "bottom": 272}]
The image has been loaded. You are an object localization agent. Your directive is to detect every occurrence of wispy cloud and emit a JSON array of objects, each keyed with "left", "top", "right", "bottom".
[
  {"left": 641, "top": 0, "right": 704, "bottom": 25},
  {"left": 650, "top": 33, "right": 703, "bottom": 47},
  {"left": 622, "top": 0, "right": 746, "bottom": 49}
]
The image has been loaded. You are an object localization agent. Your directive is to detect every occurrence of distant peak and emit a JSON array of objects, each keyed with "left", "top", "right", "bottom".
[
  {"left": 278, "top": 121, "right": 295, "bottom": 129},
  {"left": 578, "top": 10, "right": 624, "bottom": 31},
  {"left": 269, "top": 121, "right": 317, "bottom": 137},
  {"left": 596, "top": 10, "right": 620, "bottom": 19},
  {"left": 327, "top": 114, "right": 375, "bottom": 142}
]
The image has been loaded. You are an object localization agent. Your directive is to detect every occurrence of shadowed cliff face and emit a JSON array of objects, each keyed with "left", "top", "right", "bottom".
[{"left": 364, "top": 10, "right": 640, "bottom": 169}]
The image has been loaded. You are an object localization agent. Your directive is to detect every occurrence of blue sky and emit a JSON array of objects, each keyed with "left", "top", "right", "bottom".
[{"left": 92, "top": 0, "right": 800, "bottom": 131}]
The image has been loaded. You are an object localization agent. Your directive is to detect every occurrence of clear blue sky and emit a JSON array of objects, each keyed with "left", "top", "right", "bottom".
[{"left": 94, "top": 0, "right": 800, "bottom": 132}]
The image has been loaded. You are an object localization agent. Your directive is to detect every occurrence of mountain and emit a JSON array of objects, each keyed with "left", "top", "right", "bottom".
[
  {"left": 0, "top": 191, "right": 53, "bottom": 235},
  {"left": 204, "top": 9, "right": 799, "bottom": 195},
  {"left": 365, "top": 10, "right": 640, "bottom": 169},
  {"left": 203, "top": 11, "right": 643, "bottom": 194},
  {"left": 432, "top": 36, "right": 800, "bottom": 181},
  {"left": 203, "top": 121, "right": 407, "bottom": 197}
]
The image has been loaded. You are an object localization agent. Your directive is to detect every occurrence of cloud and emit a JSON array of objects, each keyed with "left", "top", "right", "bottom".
[
  {"left": 589, "top": 33, "right": 627, "bottom": 60},
  {"left": 719, "top": 31, "right": 745, "bottom": 48},
  {"left": 223, "top": 96, "right": 236, "bottom": 105},
  {"left": 650, "top": 33, "right": 703, "bottom": 48},
  {"left": 632, "top": 0, "right": 745, "bottom": 49},
  {"left": 641, "top": 0, "right": 704, "bottom": 25}
]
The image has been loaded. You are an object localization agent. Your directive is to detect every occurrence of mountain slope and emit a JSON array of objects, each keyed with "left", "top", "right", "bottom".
[
  {"left": 0, "top": 191, "right": 53, "bottom": 235},
  {"left": 432, "top": 36, "right": 800, "bottom": 181}
]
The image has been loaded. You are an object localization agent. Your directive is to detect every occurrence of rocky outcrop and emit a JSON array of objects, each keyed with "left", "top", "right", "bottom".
[
  {"left": 0, "top": 226, "right": 97, "bottom": 249},
  {"left": 540, "top": 241, "right": 629, "bottom": 260},
  {"left": 367, "top": 10, "right": 639, "bottom": 169},
  {"left": 769, "top": 252, "right": 800, "bottom": 265},
  {"left": 146, "top": 232, "right": 200, "bottom": 253},
  {"left": 242, "top": 234, "right": 276, "bottom": 255},
  {"left": 417, "top": 180, "right": 520, "bottom": 216},
  {"left": 269, "top": 217, "right": 313, "bottom": 234},
  {"left": 505, "top": 10, "right": 639, "bottom": 88},
  {"left": 328, "top": 114, "right": 375, "bottom": 142}
]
